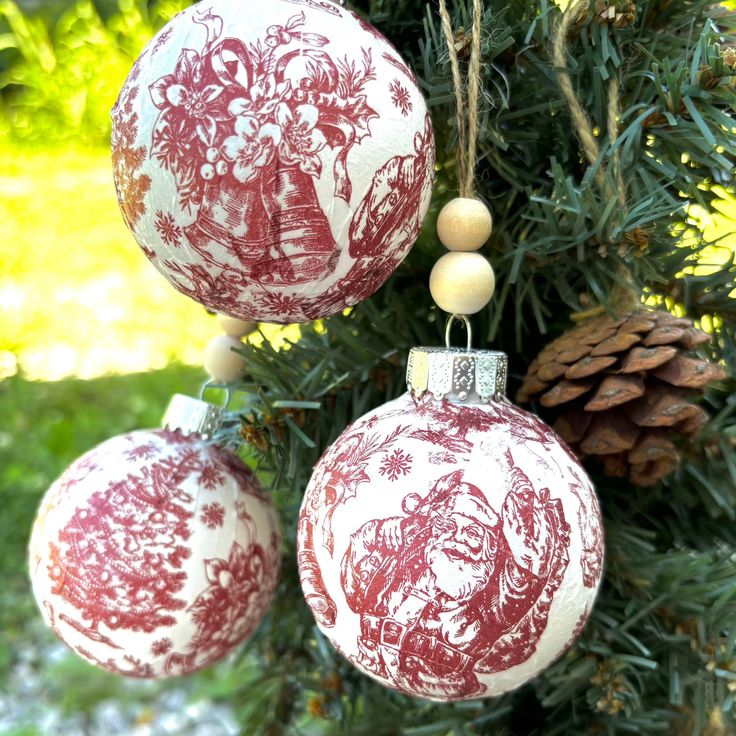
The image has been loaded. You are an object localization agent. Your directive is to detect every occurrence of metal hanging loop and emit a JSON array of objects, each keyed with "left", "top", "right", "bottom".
[
  {"left": 198, "top": 380, "right": 233, "bottom": 409},
  {"left": 445, "top": 314, "right": 473, "bottom": 351}
]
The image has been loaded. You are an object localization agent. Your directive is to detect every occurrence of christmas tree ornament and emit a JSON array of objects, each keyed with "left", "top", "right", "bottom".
[
  {"left": 298, "top": 330, "right": 604, "bottom": 701},
  {"left": 111, "top": 0, "right": 435, "bottom": 324},
  {"left": 28, "top": 394, "right": 281, "bottom": 678},
  {"left": 204, "top": 334, "right": 247, "bottom": 384},
  {"left": 517, "top": 309, "right": 726, "bottom": 486}
]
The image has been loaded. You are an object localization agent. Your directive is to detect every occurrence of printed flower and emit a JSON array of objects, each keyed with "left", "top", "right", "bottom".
[
  {"left": 201, "top": 502, "right": 226, "bottom": 530},
  {"left": 151, "top": 638, "right": 173, "bottom": 656},
  {"left": 150, "top": 49, "right": 224, "bottom": 122},
  {"left": 379, "top": 449, "right": 413, "bottom": 481},
  {"left": 275, "top": 103, "right": 327, "bottom": 177},
  {"left": 227, "top": 74, "right": 290, "bottom": 120},
  {"left": 191, "top": 543, "right": 265, "bottom": 630},
  {"left": 221, "top": 116, "right": 281, "bottom": 183},
  {"left": 389, "top": 79, "right": 413, "bottom": 117}
]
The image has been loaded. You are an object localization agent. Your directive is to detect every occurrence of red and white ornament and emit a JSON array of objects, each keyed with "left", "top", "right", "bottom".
[
  {"left": 29, "top": 401, "right": 280, "bottom": 679},
  {"left": 112, "top": 0, "right": 435, "bottom": 324},
  {"left": 298, "top": 348, "right": 603, "bottom": 701}
]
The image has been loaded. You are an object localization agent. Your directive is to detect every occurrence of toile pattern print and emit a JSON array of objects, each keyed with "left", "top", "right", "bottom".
[
  {"left": 29, "top": 430, "right": 281, "bottom": 679},
  {"left": 111, "top": 0, "right": 435, "bottom": 324},
  {"left": 297, "top": 392, "right": 604, "bottom": 701}
]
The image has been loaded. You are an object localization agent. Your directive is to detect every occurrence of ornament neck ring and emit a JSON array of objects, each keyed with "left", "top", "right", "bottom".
[
  {"left": 445, "top": 313, "right": 473, "bottom": 350},
  {"left": 199, "top": 380, "right": 233, "bottom": 408}
]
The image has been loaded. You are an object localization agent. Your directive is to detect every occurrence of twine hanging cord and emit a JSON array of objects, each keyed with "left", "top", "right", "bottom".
[
  {"left": 552, "top": 0, "right": 625, "bottom": 208},
  {"left": 438, "top": 0, "right": 483, "bottom": 198},
  {"left": 554, "top": 0, "right": 636, "bottom": 314}
]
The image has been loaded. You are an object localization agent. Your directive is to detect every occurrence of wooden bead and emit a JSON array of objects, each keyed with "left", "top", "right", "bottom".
[
  {"left": 217, "top": 314, "right": 258, "bottom": 338},
  {"left": 204, "top": 335, "right": 246, "bottom": 384},
  {"left": 429, "top": 252, "right": 495, "bottom": 315},
  {"left": 436, "top": 198, "right": 493, "bottom": 252}
]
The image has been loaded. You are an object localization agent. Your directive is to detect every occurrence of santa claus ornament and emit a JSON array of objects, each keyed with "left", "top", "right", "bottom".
[
  {"left": 298, "top": 341, "right": 604, "bottom": 701},
  {"left": 112, "top": 0, "right": 435, "bottom": 324},
  {"left": 29, "top": 394, "right": 280, "bottom": 678}
]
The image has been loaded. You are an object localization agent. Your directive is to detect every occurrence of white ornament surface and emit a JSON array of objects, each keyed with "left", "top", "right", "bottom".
[
  {"left": 112, "top": 0, "right": 435, "bottom": 323},
  {"left": 29, "top": 429, "right": 280, "bottom": 678},
  {"left": 297, "top": 392, "right": 604, "bottom": 701}
]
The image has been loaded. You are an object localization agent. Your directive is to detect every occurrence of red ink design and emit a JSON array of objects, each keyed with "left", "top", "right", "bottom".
[
  {"left": 165, "top": 533, "right": 281, "bottom": 675},
  {"left": 389, "top": 79, "right": 413, "bottom": 116},
  {"left": 409, "top": 392, "right": 506, "bottom": 454},
  {"left": 198, "top": 462, "right": 226, "bottom": 490},
  {"left": 154, "top": 211, "right": 182, "bottom": 247},
  {"left": 339, "top": 453, "right": 570, "bottom": 700},
  {"left": 47, "top": 435, "right": 199, "bottom": 640},
  {"left": 383, "top": 51, "right": 418, "bottom": 84},
  {"left": 298, "top": 424, "right": 408, "bottom": 626},
  {"left": 112, "top": 5, "right": 435, "bottom": 323},
  {"left": 143, "top": 10, "right": 376, "bottom": 293},
  {"left": 298, "top": 391, "right": 603, "bottom": 700},
  {"left": 569, "top": 479, "right": 604, "bottom": 588},
  {"left": 151, "top": 637, "right": 174, "bottom": 656},
  {"left": 201, "top": 502, "right": 226, "bottom": 529},
  {"left": 379, "top": 448, "right": 413, "bottom": 481},
  {"left": 151, "top": 27, "right": 173, "bottom": 56},
  {"left": 32, "top": 430, "right": 280, "bottom": 678},
  {"left": 111, "top": 58, "right": 151, "bottom": 233}
]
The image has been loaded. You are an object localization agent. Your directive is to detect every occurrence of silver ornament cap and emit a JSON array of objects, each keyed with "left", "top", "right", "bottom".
[
  {"left": 162, "top": 394, "right": 225, "bottom": 439},
  {"left": 407, "top": 347, "right": 508, "bottom": 403}
]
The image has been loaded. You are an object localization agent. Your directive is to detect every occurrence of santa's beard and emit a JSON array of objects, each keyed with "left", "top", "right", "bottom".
[{"left": 425, "top": 545, "right": 493, "bottom": 601}]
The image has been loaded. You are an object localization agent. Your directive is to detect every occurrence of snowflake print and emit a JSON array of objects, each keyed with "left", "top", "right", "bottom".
[
  {"left": 258, "top": 291, "right": 303, "bottom": 320},
  {"left": 389, "top": 79, "right": 413, "bottom": 117},
  {"left": 198, "top": 463, "right": 226, "bottom": 491},
  {"left": 125, "top": 442, "right": 158, "bottom": 461},
  {"left": 201, "top": 502, "right": 226, "bottom": 530},
  {"left": 154, "top": 211, "right": 182, "bottom": 247},
  {"left": 379, "top": 448, "right": 413, "bottom": 481},
  {"left": 151, "top": 638, "right": 173, "bottom": 656}
]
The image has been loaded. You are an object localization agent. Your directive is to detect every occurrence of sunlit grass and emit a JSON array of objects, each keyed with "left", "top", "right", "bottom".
[
  {"left": 0, "top": 145, "right": 221, "bottom": 380},
  {"left": 0, "top": 144, "right": 300, "bottom": 382}
]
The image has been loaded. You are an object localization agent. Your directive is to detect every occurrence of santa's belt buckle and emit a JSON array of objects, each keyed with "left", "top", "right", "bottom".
[{"left": 380, "top": 619, "right": 407, "bottom": 649}]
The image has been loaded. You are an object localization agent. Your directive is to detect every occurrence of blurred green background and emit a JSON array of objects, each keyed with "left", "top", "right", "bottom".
[{"left": 1, "top": 1, "right": 735, "bottom": 733}]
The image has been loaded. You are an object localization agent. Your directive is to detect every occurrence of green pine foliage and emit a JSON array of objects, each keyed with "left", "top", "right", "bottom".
[{"left": 215, "top": 1, "right": 736, "bottom": 734}]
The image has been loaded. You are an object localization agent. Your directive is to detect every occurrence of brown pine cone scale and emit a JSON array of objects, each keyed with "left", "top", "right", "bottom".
[{"left": 517, "top": 309, "right": 726, "bottom": 487}]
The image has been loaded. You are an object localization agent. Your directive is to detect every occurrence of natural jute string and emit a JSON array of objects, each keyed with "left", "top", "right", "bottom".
[
  {"left": 552, "top": 0, "right": 626, "bottom": 208},
  {"left": 554, "top": 0, "right": 637, "bottom": 314},
  {"left": 438, "top": 0, "right": 483, "bottom": 198}
]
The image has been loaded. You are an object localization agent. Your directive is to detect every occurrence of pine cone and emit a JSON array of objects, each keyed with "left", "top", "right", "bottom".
[{"left": 517, "top": 309, "right": 726, "bottom": 487}]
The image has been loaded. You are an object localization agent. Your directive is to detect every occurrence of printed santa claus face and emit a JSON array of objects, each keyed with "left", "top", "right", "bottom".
[
  {"left": 298, "top": 392, "right": 604, "bottom": 701},
  {"left": 425, "top": 489, "right": 499, "bottom": 601}
]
